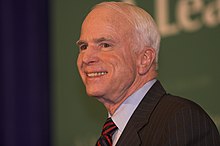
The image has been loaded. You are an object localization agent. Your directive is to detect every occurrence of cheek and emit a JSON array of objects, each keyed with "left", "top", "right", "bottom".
[
  {"left": 77, "top": 55, "right": 83, "bottom": 70},
  {"left": 117, "top": 58, "right": 137, "bottom": 82},
  {"left": 117, "top": 55, "right": 136, "bottom": 72},
  {"left": 112, "top": 59, "right": 136, "bottom": 83},
  {"left": 77, "top": 55, "right": 85, "bottom": 78}
]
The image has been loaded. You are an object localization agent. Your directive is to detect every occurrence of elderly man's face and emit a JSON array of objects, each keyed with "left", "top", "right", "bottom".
[{"left": 77, "top": 7, "right": 138, "bottom": 104}]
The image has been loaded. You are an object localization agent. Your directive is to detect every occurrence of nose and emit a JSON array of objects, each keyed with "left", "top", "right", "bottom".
[{"left": 81, "top": 47, "right": 99, "bottom": 65}]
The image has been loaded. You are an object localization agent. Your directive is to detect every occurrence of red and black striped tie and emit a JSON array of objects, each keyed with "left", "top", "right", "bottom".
[{"left": 96, "top": 118, "right": 118, "bottom": 146}]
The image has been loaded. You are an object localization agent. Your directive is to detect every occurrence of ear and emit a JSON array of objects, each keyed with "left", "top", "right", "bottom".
[{"left": 137, "top": 47, "right": 156, "bottom": 75}]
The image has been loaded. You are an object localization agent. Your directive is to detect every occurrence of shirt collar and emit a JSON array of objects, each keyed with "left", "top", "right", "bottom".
[{"left": 110, "top": 79, "right": 157, "bottom": 133}]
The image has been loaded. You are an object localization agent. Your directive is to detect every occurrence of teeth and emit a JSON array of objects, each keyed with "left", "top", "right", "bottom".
[{"left": 87, "top": 72, "right": 107, "bottom": 77}]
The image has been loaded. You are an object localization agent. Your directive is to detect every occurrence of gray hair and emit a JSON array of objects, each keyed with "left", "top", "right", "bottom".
[{"left": 93, "top": 2, "right": 161, "bottom": 64}]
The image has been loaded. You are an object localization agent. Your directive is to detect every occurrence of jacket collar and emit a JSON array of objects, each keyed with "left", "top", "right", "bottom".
[{"left": 115, "top": 80, "right": 166, "bottom": 145}]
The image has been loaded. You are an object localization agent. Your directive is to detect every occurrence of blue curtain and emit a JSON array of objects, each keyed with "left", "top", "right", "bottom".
[{"left": 0, "top": 0, "right": 50, "bottom": 146}]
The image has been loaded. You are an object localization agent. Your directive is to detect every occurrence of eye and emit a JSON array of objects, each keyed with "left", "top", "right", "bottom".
[
  {"left": 79, "top": 44, "right": 88, "bottom": 51},
  {"left": 101, "top": 43, "right": 111, "bottom": 48}
]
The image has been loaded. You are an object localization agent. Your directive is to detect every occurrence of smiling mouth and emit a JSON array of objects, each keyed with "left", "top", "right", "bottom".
[{"left": 86, "top": 72, "right": 108, "bottom": 77}]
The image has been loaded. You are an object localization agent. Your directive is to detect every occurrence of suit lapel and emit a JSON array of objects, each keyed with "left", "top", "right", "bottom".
[{"left": 115, "top": 81, "right": 166, "bottom": 146}]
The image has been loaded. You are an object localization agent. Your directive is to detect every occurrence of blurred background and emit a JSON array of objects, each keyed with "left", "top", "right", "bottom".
[{"left": 1, "top": 0, "right": 220, "bottom": 146}]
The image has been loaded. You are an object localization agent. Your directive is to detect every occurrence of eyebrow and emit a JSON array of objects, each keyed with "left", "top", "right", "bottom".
[
  {"left": 76, "top": 40, "right": 86, "bottom": 46},
  {"left": 76, "top": 37, "right": 114, "bottom": 46},
  {"left": 95, "top": 37, "right": 114, "bottom": 43}
]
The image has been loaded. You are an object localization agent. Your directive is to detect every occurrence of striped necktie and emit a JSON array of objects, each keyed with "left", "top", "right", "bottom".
[{"left": 96, "top": 118, "right": 118, "bottom": 146}]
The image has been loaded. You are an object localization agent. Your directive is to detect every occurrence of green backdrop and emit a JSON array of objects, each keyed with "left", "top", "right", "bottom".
[{"left": 52, "top": 0, "right": 220, "bottom": 145}]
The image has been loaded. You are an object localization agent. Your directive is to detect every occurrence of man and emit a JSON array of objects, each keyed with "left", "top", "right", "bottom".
[{"left": 76, "top": 1, "right": 220, "bottom": 146}]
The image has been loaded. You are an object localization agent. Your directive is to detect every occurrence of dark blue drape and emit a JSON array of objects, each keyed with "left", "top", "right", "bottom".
[{"left": 0, "top": 0, "right": 50, "bottom": 146}]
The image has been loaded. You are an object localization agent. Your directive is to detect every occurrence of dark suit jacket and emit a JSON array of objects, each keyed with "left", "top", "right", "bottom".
[{"left": 115, "top": 81, "right": 220, "bottom": 146}]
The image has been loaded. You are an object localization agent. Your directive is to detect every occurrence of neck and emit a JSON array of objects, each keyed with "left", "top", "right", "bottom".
[{"left": 103, "top": 78, "right": 157, "bottom": 115}]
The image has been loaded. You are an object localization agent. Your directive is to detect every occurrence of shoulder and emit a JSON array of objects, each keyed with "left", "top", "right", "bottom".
[
  {"left": 160, "top": 94, "right": 203, "bottom": 110},
  {"left": 147, "top": 81, "right": 215, "bottom": 126},
  {"left": 155, "top": 94, "right": 220, "bottom": 145},
  {"left": 157, "top": 93, "right": 212, "bottom": 122},
  {"left": 149, "top": 93, "right": 219, "bottom": 136}
]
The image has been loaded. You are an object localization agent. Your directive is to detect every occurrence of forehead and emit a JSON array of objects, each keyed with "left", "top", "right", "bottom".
[{"left": 80, "top": 7, "right": 132, "bottom": 41}]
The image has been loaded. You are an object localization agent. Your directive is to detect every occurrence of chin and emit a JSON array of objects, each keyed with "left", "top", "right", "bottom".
[{"left": 86, "top": 89, "right": 103, "bottom": 97}]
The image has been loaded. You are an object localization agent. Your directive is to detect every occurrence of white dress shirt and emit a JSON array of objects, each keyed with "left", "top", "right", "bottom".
[{"left": 109, "top": 79, "right": 156, "bottom": 146}]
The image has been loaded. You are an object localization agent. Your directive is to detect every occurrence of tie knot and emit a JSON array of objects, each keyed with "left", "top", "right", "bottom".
[
  {"left": 102, "top": 118, "right": 118, "bottom": 136},
  {"left": 96, "top": 118, "right": 118, "bottom": 146}
]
